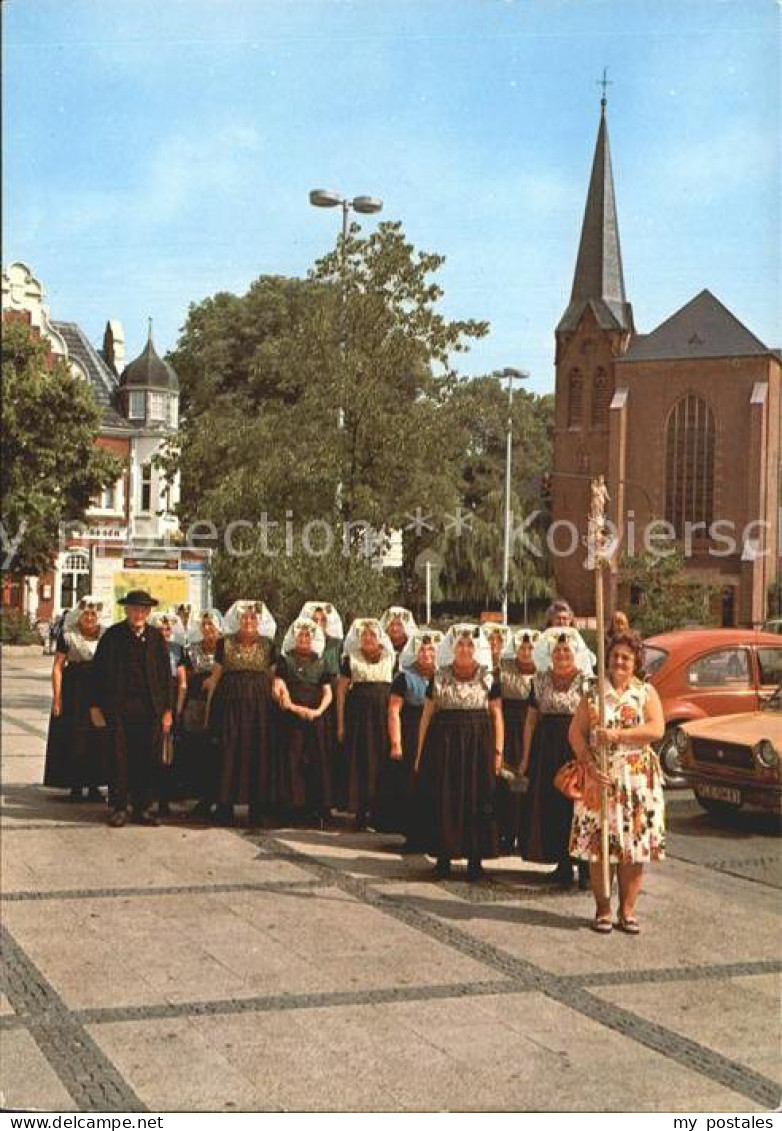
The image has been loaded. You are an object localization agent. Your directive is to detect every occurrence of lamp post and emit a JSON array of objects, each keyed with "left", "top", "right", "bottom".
[
  {"left": 501, "top": 367, "right": 530, "bottom": 624},
  {"left": 309, "top": 190, "right": 383, "bottom": 514}
]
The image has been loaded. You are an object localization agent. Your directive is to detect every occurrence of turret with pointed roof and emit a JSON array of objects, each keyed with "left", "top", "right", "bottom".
[
  {"left": 557, "top": 98, "right": 634, "bottom": 335},
  {"left": 119, "top": 319, "right": 178, "bottom": 392}
]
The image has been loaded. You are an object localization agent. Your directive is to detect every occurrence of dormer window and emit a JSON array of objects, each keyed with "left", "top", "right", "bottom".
[
  {"left": 128, "top": 390, "right": 145, "bottom": 420},
  {"left": 149, "top": 391, "right": 167, "bottom": 422}
]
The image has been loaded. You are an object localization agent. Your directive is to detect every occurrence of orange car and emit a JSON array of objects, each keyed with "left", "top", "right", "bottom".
[
  {"left": 643, "top": 629, "right": 782, "bottom": 786},
  {"left": 674, "top": 699, "right": 782, "bottom": 815}
]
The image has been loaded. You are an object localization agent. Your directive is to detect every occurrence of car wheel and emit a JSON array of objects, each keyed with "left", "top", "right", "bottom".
[
  {"left": 657, "top": 727, "right": 686, "bottom": 788},
  {"left": 694, "top": 792, "right": 742, "bottom": 817}
]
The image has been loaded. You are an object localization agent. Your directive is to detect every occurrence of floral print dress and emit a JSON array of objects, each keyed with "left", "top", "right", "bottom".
[{"left": 569, "top": 677, "right": 666, "bottom": 864}]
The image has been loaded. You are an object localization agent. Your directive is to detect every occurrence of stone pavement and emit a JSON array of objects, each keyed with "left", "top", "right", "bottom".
[{"left": 1, "top": 648, "right": 780, "bottom": 1113}]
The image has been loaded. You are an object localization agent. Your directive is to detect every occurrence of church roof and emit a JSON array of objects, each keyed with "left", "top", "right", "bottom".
[
  {"left": 119, "top": 326, "right": 179, "bottom": 391},
  {"left": 557, "top": 101, "right": 634, "bottom": 335},
  {"left": 620, "top": 290, "right": 771, "bottom": 362},
  {"left": 51, "top": 320, "right": 133, "bottom": 432}
]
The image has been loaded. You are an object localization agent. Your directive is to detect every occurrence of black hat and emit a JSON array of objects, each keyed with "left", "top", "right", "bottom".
[{"left": 118, "top": 589, "right": 158, "bottom": 608}]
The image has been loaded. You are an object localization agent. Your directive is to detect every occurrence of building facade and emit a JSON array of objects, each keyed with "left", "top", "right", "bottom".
[
  {"left": 1, "top": 262, "right": 211, "bottom": 622},
  {"left": 551, "top": 101, "right": 781, "bottom": 626}
]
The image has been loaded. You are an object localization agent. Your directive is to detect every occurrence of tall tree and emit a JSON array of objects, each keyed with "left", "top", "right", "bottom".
[
  {"left": 162, "top": 222, "right": 489, "bottom": 621},
  {"left": 1, "top": 321, "right": 123, "bottom": 575}
]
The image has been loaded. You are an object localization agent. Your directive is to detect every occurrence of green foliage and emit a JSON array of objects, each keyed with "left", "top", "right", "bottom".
[
  {"left": 165, "top": 222, "right": 555, "bottom": 622},
  {"left": 433, "top": 376, "right": 554, "bottom": 608},
  {"left": 620, "top": 547, "right": 718, "bottom": 637},
  {"left": 1, "top": 321, "right": 124, "bottom": 575},
  {"left": 0, "top": 610, "right": 41, "bottom": 645}
]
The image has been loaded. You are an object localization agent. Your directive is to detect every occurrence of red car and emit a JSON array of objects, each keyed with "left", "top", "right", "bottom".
[{"left": 643, "top": 629, "right": 782, "bottom": 785}]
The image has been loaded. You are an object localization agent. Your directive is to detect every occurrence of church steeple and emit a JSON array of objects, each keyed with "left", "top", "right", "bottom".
[{"left": 557, "top": 88, "right": 633, "bottom": 334}]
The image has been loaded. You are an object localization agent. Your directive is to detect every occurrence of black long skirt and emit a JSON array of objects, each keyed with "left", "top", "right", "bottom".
[
  {"left": 497, "top": 698, "right": 530, "bottom": 851},
  {"left": 177, "top": 671, "right": 218, "bottom": 800},
  {"left": 523, "top": 713, "right": 574, "bottom": 864},
  {"left": 344, "top": 682, "right": 390, "bottom": 818},
  {"left": 417, "top": 709, "right": 499, "bottom": 861},
  {"left": 43, "top": 663, "right": 108, "bottom": 789},
  {"left": 211, "top": 670, "right": 274, "bottom": 809},
  {"left": 276, "top": 682, "right": 331, "bottom": 818}
]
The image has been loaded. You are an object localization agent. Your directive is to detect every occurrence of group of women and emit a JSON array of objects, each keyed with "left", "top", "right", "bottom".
[{"left": 44, "top": 596, "right": 666, "bottom": 933}]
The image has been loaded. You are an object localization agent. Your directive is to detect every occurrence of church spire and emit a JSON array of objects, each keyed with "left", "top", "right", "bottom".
[{"left": 557, "top": 80, "right": 633, "bottom": 334}]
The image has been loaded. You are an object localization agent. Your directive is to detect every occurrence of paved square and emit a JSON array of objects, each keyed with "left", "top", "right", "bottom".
[{"left": 1, "top": 650, "right": 780, "bottom": 1112}]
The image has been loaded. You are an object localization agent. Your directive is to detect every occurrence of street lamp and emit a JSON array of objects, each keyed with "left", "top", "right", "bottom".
[
  {"left": 501, "top": 366, "right": 530, "bottom": 624},
  {"left": 309, "top": 189, "right": 383, "bottom": 516},
  {"left": 309, "top": 189, "right": 383, "bottom": 242}
]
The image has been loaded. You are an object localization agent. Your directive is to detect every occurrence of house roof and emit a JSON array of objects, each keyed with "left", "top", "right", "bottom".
[
  {"left": 51, "top": 320, "right": 133, "bottom": 431},
  {"left": 620, "top": 290, "right": 773, "bottom": 363}
]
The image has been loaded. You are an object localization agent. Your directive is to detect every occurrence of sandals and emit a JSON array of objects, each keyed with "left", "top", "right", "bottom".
[
  {"left": 616, "top": 914, "right": 640, "bottom": 935},
  {"left": 591, "top": 915, "right": 613, "bottom": 934}
]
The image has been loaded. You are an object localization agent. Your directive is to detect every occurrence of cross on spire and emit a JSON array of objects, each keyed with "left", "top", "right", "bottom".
[{"left": 597, "top": 66, "right": 612, "bottom": 110}]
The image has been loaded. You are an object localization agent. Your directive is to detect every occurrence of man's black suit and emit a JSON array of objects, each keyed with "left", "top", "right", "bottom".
[{"left": 90, "top": 619, "right": 173, "bottom": 814}]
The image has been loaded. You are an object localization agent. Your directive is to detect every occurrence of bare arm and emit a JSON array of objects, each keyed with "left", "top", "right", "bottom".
[
  {"left": 336, "top": 676, "right": 350, "bottom": 741},
  {"left": 520, "top": 707, "right": 539, "bottom": 775},
  {"left": 175, "top": 665, "right": 188, "bottom": 718},
  {"left": 414, "top": 699, "right": 435, "bottom": 773},
  {"left": 568, "top": 697, "right": 593, "bottom": 763},
  {"left": 205, "top": 662, "right": 223, "bottom": 724},
  {"left": 388, "top": 694, "right": 404, "bottom": 759},
  {"left": 489, "top": 698, "right": 504, "bottom": 775},
  {"left": 51, "top": 654, "right": 66, "bottom": 716}
]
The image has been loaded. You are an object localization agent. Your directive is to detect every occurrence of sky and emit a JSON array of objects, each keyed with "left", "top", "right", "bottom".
[{"left": 3, "top": 0, "right": 779, "bottom": 394}]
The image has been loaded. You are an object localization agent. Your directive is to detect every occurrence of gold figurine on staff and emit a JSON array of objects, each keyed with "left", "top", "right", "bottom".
[{"left": 587, "top": 475, "right": 612, "bottom": 900}]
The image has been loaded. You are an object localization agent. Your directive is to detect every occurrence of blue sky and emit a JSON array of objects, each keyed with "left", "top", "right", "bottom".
[{"left": 3, "top": 0, "right": 779, "bottom": 393}]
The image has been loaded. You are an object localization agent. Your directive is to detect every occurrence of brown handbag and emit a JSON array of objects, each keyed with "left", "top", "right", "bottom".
[{"left": 553, "top": 759, "right": 586, "bottom": 801}]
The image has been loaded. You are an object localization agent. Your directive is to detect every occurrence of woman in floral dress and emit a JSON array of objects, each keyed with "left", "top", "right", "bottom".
[{"left": 568, "top": 631, "right": 665, "bottom": 934}]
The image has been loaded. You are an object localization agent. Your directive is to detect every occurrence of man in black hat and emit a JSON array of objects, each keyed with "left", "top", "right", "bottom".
[{"left": 89, "top": 590, "right": 173, "bottom": 827}]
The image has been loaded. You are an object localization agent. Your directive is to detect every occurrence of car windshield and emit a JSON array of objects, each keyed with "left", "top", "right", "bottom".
[
  {"left": 761, "top": 684, "right": 782, "bottom": 712},
  {"left": 643, "top": 646, "right": 668, "bottom": 678}
]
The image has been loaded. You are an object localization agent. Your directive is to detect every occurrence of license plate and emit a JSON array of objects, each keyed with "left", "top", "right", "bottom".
[{"left": 698, "top": 783, "right": 741, "bottom": 804}]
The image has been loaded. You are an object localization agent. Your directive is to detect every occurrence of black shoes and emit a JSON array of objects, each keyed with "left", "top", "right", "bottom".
[
  {"left": 131, "top": 810, "right": 160, "bottom": 827},
  {"left": 434, "top": 857, "right": 452, "bottom": 878},
  {"left": 108, "top": 809, "right": 127, "bottom": 828},
  {"left": 466, "top": 859, "right": 486, "bottom": 882},
  {"left": 554, "top": 861, "right": 574, "bottom": 889},
  {"left": 212, "top": 803, "right": 234, "bottom": 827},
  {"left": 190, "top": 800, "right": 213, "bottom": 821}
]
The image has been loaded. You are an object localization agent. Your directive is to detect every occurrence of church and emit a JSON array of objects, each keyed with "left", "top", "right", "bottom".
[{"left": 551, "top": 96, "right": 780, "bottom": 627}]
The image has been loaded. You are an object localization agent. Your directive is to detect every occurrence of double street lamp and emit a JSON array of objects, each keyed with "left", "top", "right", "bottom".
[
  {"left": 501, "top": 366, "right": 530, "bottom": 624},
  {"left": 309, "top": 189, "right": 384, "bottom": 515},
  {"left": 309, "top": 189, "right": 383, "bottom": 242}
]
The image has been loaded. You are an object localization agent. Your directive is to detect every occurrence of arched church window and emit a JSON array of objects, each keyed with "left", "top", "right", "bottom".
[
  {"left": 567, "top": 369, "right": 583, "bottom": 428},
  {"left": 665, "top": 395, "right": 715, "bottom": 537},
  {"left": 591, "top": 368, "right": 611, "bottom": 427}
]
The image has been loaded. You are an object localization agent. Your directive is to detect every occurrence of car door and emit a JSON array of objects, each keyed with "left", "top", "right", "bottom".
[
  {"left": 684, "top": 646, "right": 758, "bottom": 717},
  {"left": 756, "top": 646, "right": 782, "bottom": 705}
]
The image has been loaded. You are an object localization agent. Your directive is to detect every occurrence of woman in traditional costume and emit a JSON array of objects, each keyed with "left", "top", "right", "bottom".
[
  {"left": 148, "top": 610, "right": 187, "bottom": 816},
  {"left": 181, "top": 609, "right": 224, "bottom": 820},
  {"left": 480, "top": 622, "right": 513, "bottom": 682},
  {"left": 273, "top": 617, "right": 333, "bottom": 826},
  {"left": 387, "top": 629, "right": 442, "bottom": 845},
  {"left": 569, "top": 631, "right": 665, "bottom": 934},
  {"left": 337, "top": 618, "right": 395, "bottom": 830},
  {"left": 415, "top": 625, "right": 503, "bottom": 881},
  {"left": 207, "top": 600, "right": 277, "bottom": 826},
  {"left": 44, "top": 596, "right": 109, "bottom": 801},
  {"left": 299, "top": 601, "right": 344, "bottom": 804},
  {"left": 496, "top": 628, "right": 539, "bottom": 853},
  {"left": 520, "top": 627, "right": 593, "bottom": 887}
]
